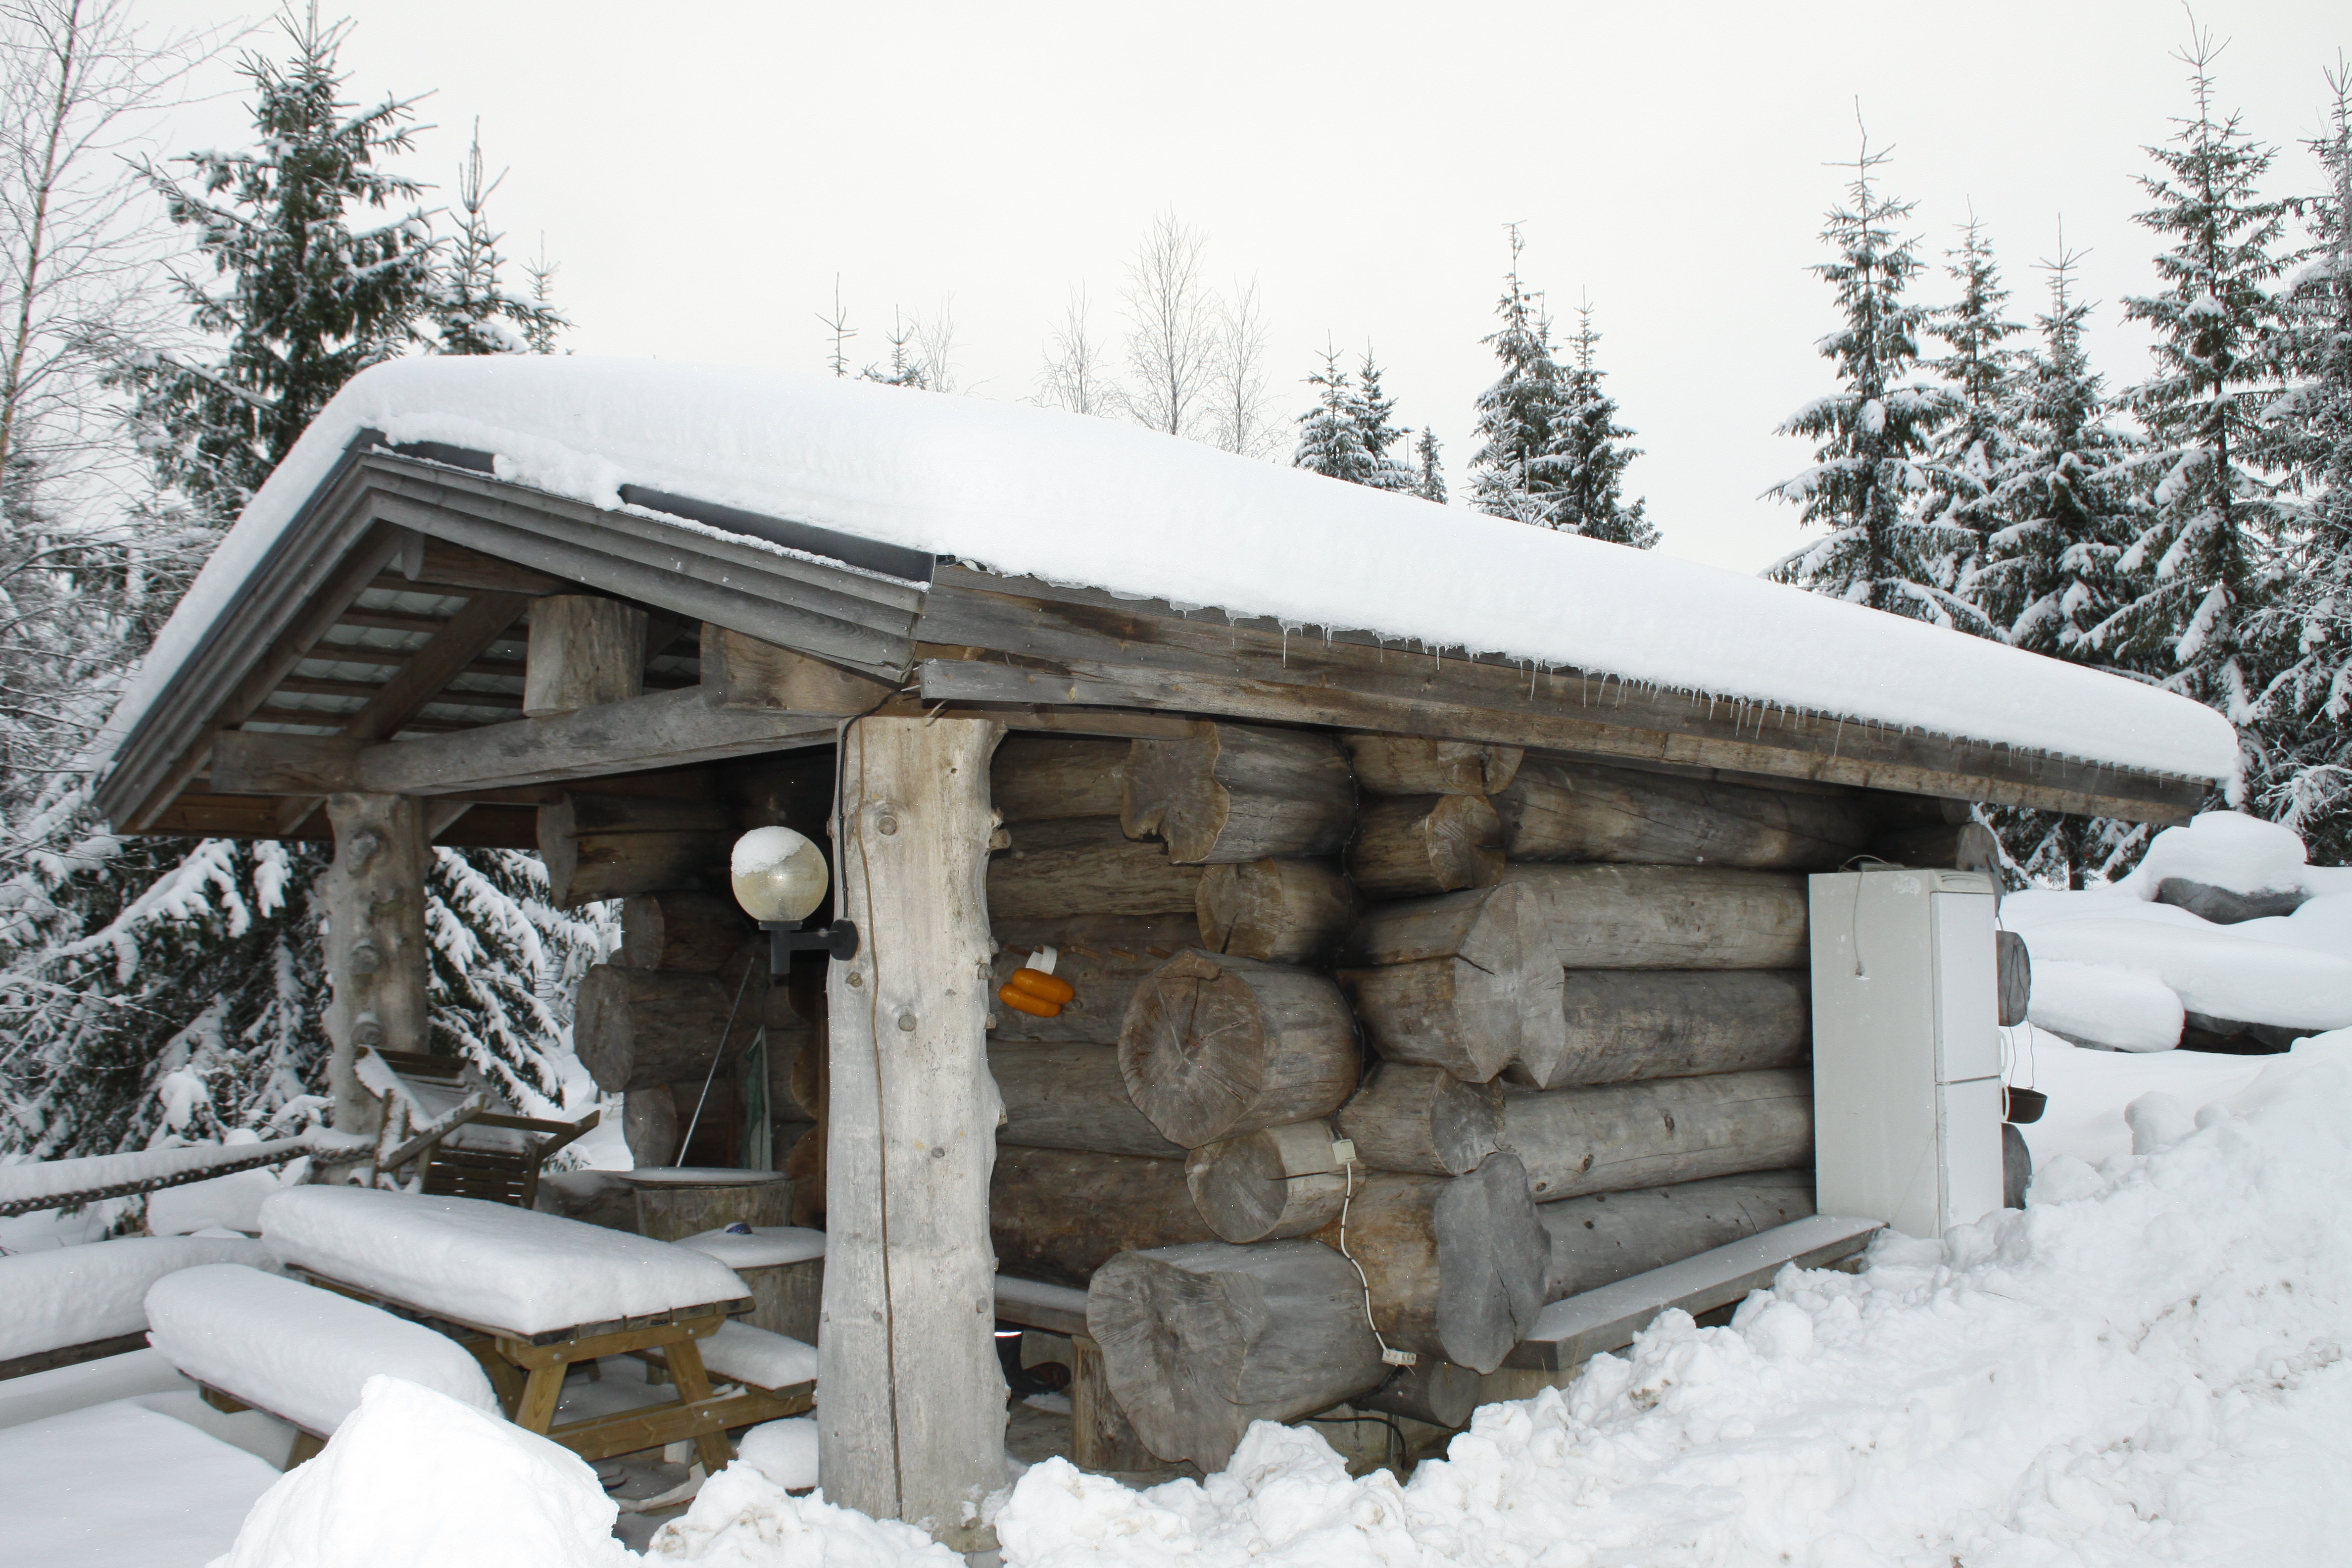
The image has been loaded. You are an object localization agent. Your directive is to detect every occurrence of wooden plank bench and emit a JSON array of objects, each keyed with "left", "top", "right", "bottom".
[{"left": 991, "top": 1273, "right": 1156, "bottom": 1472}]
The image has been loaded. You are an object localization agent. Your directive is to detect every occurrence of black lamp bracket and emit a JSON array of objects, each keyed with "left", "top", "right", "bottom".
[{"left": 762, "top": 919, "right": 860, "bottom": 972}]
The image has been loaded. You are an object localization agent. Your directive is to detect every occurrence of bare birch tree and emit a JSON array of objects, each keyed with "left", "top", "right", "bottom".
[
  {"left": 1207, "top": 277, "right": 1276, "bottom": 457},
  {"left": 1121, "top": 213, "right": 1216, "bottom": 437},
  {"left": 1037, "top": 283, "right": 1117, "bottom": 415}
]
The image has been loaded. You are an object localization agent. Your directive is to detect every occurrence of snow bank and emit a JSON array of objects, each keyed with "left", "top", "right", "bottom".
[
  {"left": 2113, "top": 809, "right": 2308, "bottom": 901},
  {"left": 147, "top": 1166, "right": 287, "bottom": 1235},
  {"left": 0, "top": 1397, "right": 283, "bottom": 1568},
  {"left": 0, "top": 1233, "right": 269, "bottom": 1362},
  {"left": 145, "top": 1264, "right": 497, "bottom": 1436},
  {"left": 258, "top": 1186, "right": 746, "bottom": 1335},
  {"left": 2021, "top": 918, "right": 2352, "bottom": 1031},
  {"left": 643, "top": 1462, "right": 959, "bottom": 1566},
  {"left": 734, "top": 1417, "right": 820, "bottom": 1491},
  {"left": 100, "top": 357, "right": 2234, "bottom": 783},
  {"left": 214, "top": 1375, "right": 637, "bottom": 1568},
  {"left": 2019, "top": 959, "right": 2185, "bottom": 1051}
]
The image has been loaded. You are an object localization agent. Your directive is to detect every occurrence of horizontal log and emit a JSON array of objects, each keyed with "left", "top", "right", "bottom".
[
  {"left": 1334, "top": 1062, "right": 1505, "bottom": 1175},
  {"left": 620, "top": 892, "right": 751, "bottom": 972},
  {"left": 1086, "top": 1240, "right": 1385, "bottom": 1469},
  {"left": 1337, "top": 883, "right": 1552, "bottom": 1083},
  {"left": 575, "top": 963, "right": 761, "bottom": 1093},
  {"left": 1184, "top": 1120, "right": 1348, "bottom": 1242},
  {"left": 539, "top": 795, "right": 736, "bottom": 907},
  {"left": 1349, "top": 794, "right": 1504, "bottom": 900},
  {"left": 990, "top": 1146, "right": 1215, "bottom": 1287},
  {"left": 1496, "top": 756, "right": 1872, "bottom": 869},
  {"left": 1354, "top": 1358, "right": 1483, "bottom": 1429},
  {"left": 1502, "top": 864, "right": 1809, "bottom": 970},
  {"left": 1122, "top": 721, "right": 1355, "bottom": 864},
  {"left": 987, "top": 914, "right": 1197, "bottom": 1043},
  {"left": 1501, "top": 1069, "right": 1816, "bottom": 1200},
  {"left": 1119, "top": 950, "right": 1360, "bottom": 1147},
  {"left": 987, "top": 816, "right": 1202, "bottom": 919},
  {"left": 700, "top": 623, "right": 896, "bottom": 714},
  {"left": 990, "top": 735, "right": 1131, "bottom": 823},
  {"left": 1308, "top": 1151, "right": 1548, "bottom": 1373},
  {"left": 1195, "top": 858, "right": 1355, "bottom": 966},
  {"left": 991, "top": 1043, "right": 1183, "bottom": 1158},
  {"left": 1342, "top": 735, "right": 1522, "bottom": 796},
  {"left": 1874, "top": 820, "right": 2001, "bottom": 878},
  {"left": 1515, "top": 970, "right": 1812, "bottom": 1090},
  {"left": 1539, "top": 1170, "right": 1814, "bottom": 1302}
]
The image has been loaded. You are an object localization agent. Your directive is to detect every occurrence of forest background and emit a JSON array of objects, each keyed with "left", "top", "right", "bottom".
[{"left": 0, "top": 0, "right": 2345, "bottom": 1173}]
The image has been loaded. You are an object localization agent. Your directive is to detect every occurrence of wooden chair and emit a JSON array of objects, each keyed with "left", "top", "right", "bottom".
[{"left": 365, "top": 1048, "right": 598, "bottom": 1209}]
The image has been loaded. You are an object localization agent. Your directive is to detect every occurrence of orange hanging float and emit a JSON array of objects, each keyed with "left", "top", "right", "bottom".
[{"left": 997, "top": 945, "right": 1075, "bottom": 1018}]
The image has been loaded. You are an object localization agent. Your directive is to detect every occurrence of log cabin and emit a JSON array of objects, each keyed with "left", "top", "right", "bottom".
[{"left": 91, "top": 357, "right": 2235, "bottom": 1545}]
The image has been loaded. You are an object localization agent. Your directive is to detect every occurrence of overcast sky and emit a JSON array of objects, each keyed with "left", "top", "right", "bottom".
[{"left": 137, "top": 0, "right": 2345, "bottom": 574}]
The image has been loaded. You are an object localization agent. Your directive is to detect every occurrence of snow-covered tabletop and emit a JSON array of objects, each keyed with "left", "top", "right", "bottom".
[
  {"left": 0, "top": 1234, "right": 270, "bottom": 1363},
  {"left": 258, "top": 1187, "right": 747, "bottom": 1338},
  {"left": 675, "top": 1225, "right": 826, "bottom": 1270}
]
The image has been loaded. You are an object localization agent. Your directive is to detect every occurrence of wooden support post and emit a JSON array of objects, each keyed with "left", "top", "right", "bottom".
[
  {"left": 525, "top": 595, "right": 646, "bottom": 718},
  {"left": 1069, "top": 1334, "right": 1156, "bottom": 1472},
  {"left": 820, "top": 715, "right": 1006, "bottom": 1551},
  {"left": 324, "top": 793, "right": 430, "bottom": 1133}
]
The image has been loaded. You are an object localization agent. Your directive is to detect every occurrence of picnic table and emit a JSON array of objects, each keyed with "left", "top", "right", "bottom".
[{"left": 253, "top": 1186, "right": 812, "bottom": 1470}]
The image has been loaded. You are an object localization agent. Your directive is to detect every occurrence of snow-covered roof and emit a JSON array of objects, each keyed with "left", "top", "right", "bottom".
[{"left": 104, "top": 356, "right": 2238, "bottom": 783}]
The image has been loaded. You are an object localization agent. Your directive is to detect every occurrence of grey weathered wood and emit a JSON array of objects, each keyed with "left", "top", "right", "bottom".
[
  {"left": 1086, "top": 1240, "right": 1386, "bottom": 1469},
  {"left": 987, "top": 816, "right": 1203, "bottom": 919},
  {"left": 1537, "top": 1169, "right": 1814, "bottom": 1302},
  {"left": 1122, "top": 721, "right": 1355, "bottom": 864},
  {"left": 1196, "top": 858, "right": 1355, "bottom": 965},
  {"left": 701, "top": 622, "right": 897, "bottom": 714},
  {"left": 1354, "top": 1358, "right": 1482, "bottom": 1429},
  {"left": 768, "top": 1020, "right": 824, "bottom": 1121},
  {"left": 1337, "top": 883, "right": 1553, "bottom": 1084},
  {"left": 524, "top": 595, "right": 646, "bottom": 718},
  {"left": 1343, "top": 735, "right": 1522, "bottom": 797},
  {"left": 344, "top": 590, "right": 531, "bottom": 741},
  {"left": 1502, "top": 864, "right": 1810, "bottom": 970},
  {"left": 1874, "top": 820, "right": 2001, "bottom": 877},
  {"left": 1516, "top": 970, "right": 1812, "bottom": 1090},
  {"left": 1309, "top": 1151, "right": 1549, "bottom": 1373},
  {"left": 1069, "top": 1334, "right": 1158, "bottom": 1472},
  {"left": 629, "top": 1173, "right": 792, "bottom": 1240},
  {"left": 989, "top": 1145, "right": 1215, "bottom": 1286},
  {"left": 575, "top": 963, "right": 761, "bottom": 1094},
  {"left": 538, "top": 794, "right": 736, "bottom": 907},
  {"left": 623, "top": 1086, "right": 680, "bottom": 1166},
  {"left": 1184, "top": 1121, "right": 1349, "bottom": 1242},
  {"left": 324, "top": 793, "right": 431, "bottom": 1131},
  {"left": 347, "top": 686, "right": 837, "bottom": 796},
  {"left": 990, "top": 1043, "right": 1183, "bottom": 1157},
  {"left": 1118, "top": 950, "right": 1359, "bottom": 1148},
  {"left": 1334, "top": 1062, "right": 1506, "bottom": 1176},
  {"left": 620, "top": 892, "right": 751, "bottom": 972},
  {"left": 987, "top": 914, "right": 1198, "bottom": 1043},
  {"left": 1496, "top": 757, "right": 1873, "bottom": 869},
  {"left": 210, "top": 731, "right": 369, "bottom": 795},
  {"left": 819, "top": 716, "right": 1005, "bottom": 1548},
  {"left": 1501, "top": 1069, "right": 1816, "bottom": 1200},
  {"left": 990, "top": 734, "right": 1131, "bottom": 823},
  {"left": 1349, "top": 794, "right": 1504, "bottom": 900}
]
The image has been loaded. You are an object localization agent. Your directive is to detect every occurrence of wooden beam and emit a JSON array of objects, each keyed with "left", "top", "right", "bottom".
[
  {"left": 702, "top": 623, "right": 897, "bottom": 714},
  {"left": 525, "top": 595, "right": 647, "bottom": 717},
  {"left": 372, "top": 537, "right": 566, "bottom": 596},
  {"left": 324, "top": 793, "right": 430, "bottom": 1131},
  {"left": 913, "top": 575, "right": 2209, "bottom": 823},
  {"left": 820, "top": 715, "right": 1006, "bottom": 1550},
  {"left": 915, "top": 654, "right": 2203, "bottom": 823},
  {"left": 343, "top": 592, "right": 534, "bottom": 741}
]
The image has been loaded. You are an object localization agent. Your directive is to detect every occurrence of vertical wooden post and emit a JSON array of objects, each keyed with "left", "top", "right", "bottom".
[
  {"left": 323, "top": 792, "right": 431, "bottom": 1132},
  {"left": 524, "top": 595, "right": 645, "bottom": 718},
  {"left": 819, "top": 716, "right": 1005, "bottom": 1551}
]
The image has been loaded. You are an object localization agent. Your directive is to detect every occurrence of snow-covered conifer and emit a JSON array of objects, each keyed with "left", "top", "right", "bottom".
[
  {"left": 1349, "top": 354, "right": 1417, "bottom": 493},
  {"left": 1552, "top": 303, "right": 1656, "bottom": 547},
  {"left": 2101, "top": 26, "right": 2291, "bottom": 796},
  {"left": 1920, "top": 216, "right": 2024, "bottom": 589},
  {"left": 1469, "top": 227, "right": 1578, "bottom": 529},
  {"left": 1766, "top": 132, "right": 1972, "bottom": 625},
  {"left": 1414, "top": 426, "right": 1446, "bottom": 503},
  {"left": 1293, "top": 347, "right": 1373, "bottom": 485},
  {"left": 430, "top": 125, "right": 566, "bottom": 357}
]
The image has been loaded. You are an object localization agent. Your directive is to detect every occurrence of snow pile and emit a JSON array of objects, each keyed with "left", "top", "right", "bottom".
[
  {"left": 643, "top": 1462, "right": 959, "bottom": 1567},
  {"left": 2007, "top": 813, "right": 2352, "bottom": 1050},
  {"left": 734, "top": 1417, "right": 820, "bottom": 1491},
  {"left": 102, "top": 357, "right": 2235, "bottom": 783},
  {"left": 0, "top": 1234, "right": 270, "bottom": 1362},
  {"left": 0, "top": 1397, "right": 283, "bottom": 1568},
  {"left": 146, "top": 1264, "right": 497, "bottom": 1436},
  {"left": 988, "top": 1038, "right": 2352, "bottom": 1566},
  {"left": 259, "top": 1186, "right": 746, "bottom": 1334},
  {"left": 147, "top": 1165, "right": 291, "bottom": 1235},
  {"left": 674, "top": 1225, "right": 826, "bottom": 1269},
  {"left": 213, "top": 1375, "right": 637, "bottom": 1568}
]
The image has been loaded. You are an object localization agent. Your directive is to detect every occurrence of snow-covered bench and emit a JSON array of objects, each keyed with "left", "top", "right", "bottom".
[
  {"left": 0, "top": 1235, "right": 271, "bottom": 1380},
  {"left": 144, "top": 1263, "right": 498, "bottom": 1465}
]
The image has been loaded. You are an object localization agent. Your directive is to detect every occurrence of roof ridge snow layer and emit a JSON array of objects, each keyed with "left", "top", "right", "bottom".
[{"left": 100, "top": 357, "right": 2238, "bottom": 783}]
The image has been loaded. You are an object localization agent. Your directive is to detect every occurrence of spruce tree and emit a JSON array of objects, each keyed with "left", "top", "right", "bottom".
[
  {"left": 120, "top": 8, "right": 436, "bottom": 521},
  {"left": 1293, "top": 347, "right": 1373, "bottom": 484},
  {"left": 1470, "top": 226, "right": 1578, "bottom": 529},
  {"left": 1349, "top": 353, "right": 1418, "bottom": 493},
  {"left": 2105, "top": 26, "right": 2291, "bottom": 796},
  {"left": 430, "top": 124, "right": 566, "bottom": 356},
  {"left": 1766, "top": 134, "right": 1970, "bottom": 624},
  {"left": 1414, "top": 427, "right": 1446, "bottom": 503},
  {"left": 2255, "top": 65, "right": 2352, "bottom": 855},
  {"left": 1920, "top": 216, "right": 2024, "bottom": 594},
  {"left": 1553, "top": 303, "right": 1657, "bottom": 547}
]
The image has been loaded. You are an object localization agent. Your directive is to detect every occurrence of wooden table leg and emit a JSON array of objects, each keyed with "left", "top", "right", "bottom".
[
  {"left": 664, "top": 1337, "right": 736, "bottom": 1473},
  {"left": 515, "top": 1362, "right": 568, "bottom": 1434}
]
